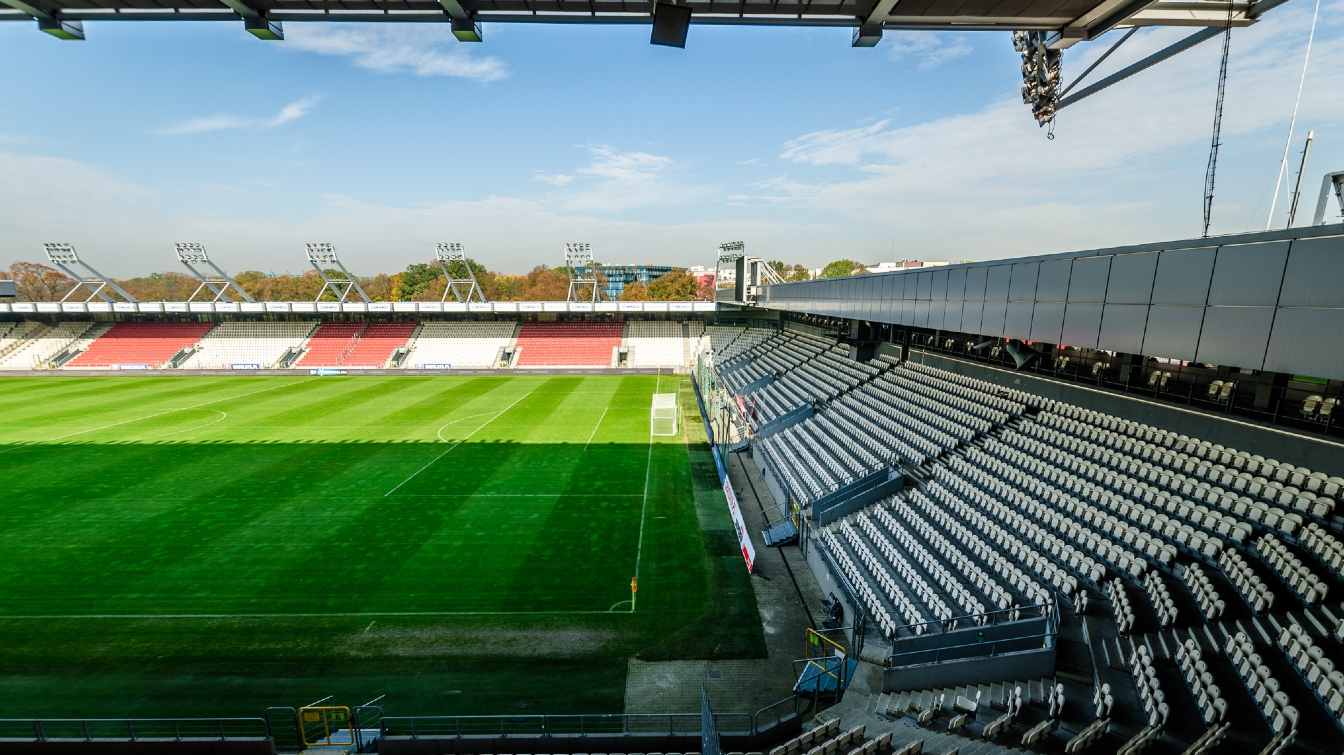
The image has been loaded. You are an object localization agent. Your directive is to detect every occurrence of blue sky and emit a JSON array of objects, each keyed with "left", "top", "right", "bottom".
[{"left": 2, "top": 5, "right": 1342, "bottom": 276}]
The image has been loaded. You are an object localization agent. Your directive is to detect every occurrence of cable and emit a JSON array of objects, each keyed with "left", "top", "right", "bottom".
[
  {"left": 1201, "top": 0, "right": 1234, "bottom": 239},
  {"left": 1264, "top": 0, "right": 1323, "bottom": 229}
]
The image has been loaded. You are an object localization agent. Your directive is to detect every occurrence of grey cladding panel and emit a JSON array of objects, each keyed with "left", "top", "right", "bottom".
[
  {"left": 1265, "top": 307, "right": 1344, "bottom": 379},
  {"left": 1098, "top": 304, "right": 1147, "bottom": 354},
  {"left": 1142, "top": 306, "right": 1203, "bottom": 360},
  {"left": 1068, "top": 257, "right": 1110, "bottom": 302},
  {"left": 1209, "top": 241, "right": 1290, "bottom": 306},
  {"left": 1197, "top": 307, "right": 1274, "bottom": 368},
  {"left": 982, "top": 299, "right": 1008, "bottom": 337},
  {"left": 945, "top": 300, "right": 965, "bottom": 332},
  {"left": 986, "top": 265, "right": 1012, "bottom": 302},
  {"left": 903, "top": 274, "right": 917, "bottom": 300},
  {"left": 929, "top": 300, "right": 947, "bottom": 330},
  {"left": 1009, "top": 262, "right": 1039, "bottom": 301},
  {"left": 914, "top": 300, "right": 930, "bottom": 328},
  {"left": 1152, "top": 247, "right": 1216, "bottom": 305},
  {"left": 1037, "top": 260, "right": 1071, "bottom": 301},
  {"left": 1030, "top": 302, "right": 1065, "bottom": 343},
  {"left": 931, "top": 269, "right": 948, "bottom": 300},
  {"left": 916, "top": 272, "right": 932, "bottom": 300},
  {"left": 1106, "top": 252, "right": 1157, "bottom": 304},
  {"left": 1279, "top": 235, "right": 1344, "bottom": 307},
  {"left": 1061, "top": 302, "right": 1102, "bottom": 348},
  {"left": 965, "top": 268, "right": 988, "bottom": 301},
  {"left": 962, "top": 300, "right": 984, "bottom": 334},
  {"left": 947, "top": 268, "right": 967, "bottom": 301},
  {"left": 1005, "top": 302, "right": 1034, "bottom": 339}
]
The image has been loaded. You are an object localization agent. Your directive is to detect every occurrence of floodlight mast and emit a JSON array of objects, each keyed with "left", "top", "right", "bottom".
[
  {"left": 564, "top": 241, "right": 600, "bottom": 303},
  {"left": 174, "top": 243, "right": 255, "bottom": 303},
  {"left": 305, "top": 242, "right": 371, "bottom": 303},
  {"left": 42, "top": 243, "right": 137, "bottom": 303},
  {"left": 435, "top": 242, "right": 487, "bottom": 303}
]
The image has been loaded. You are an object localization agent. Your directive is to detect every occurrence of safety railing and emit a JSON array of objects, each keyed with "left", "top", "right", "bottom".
[
  {"left": 0, "top": 716, "right": 270, "bottom": 742},
  {"left": 381, "top": 700, "right": 800, "bottom": 741}
]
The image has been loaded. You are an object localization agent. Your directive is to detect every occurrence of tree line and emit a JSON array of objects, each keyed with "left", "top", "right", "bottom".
[{"left": 1, "top": 260, "right": 714, "bottom": 303}]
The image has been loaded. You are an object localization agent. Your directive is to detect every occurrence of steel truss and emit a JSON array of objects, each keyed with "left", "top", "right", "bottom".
[
  {"left": 305, "top": 242, "right": 370, "bottom": 303},
  {"left": 175, "top": 242, "right": 255, "bottom": 303},
  {"left": 435, "top": 242, "right": 487, "bottom": 303},
  {"left": 42, "top": 243, "right": 137, "bottom": 303}
]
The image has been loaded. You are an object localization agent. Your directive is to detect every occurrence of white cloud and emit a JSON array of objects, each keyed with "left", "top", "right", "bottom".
[
  {"left": 578, "top": 146, "right": 673, "bottom": 181},
  {"left": 284, "top": 26, "right": 508, "bottom": 82},
  {"left": 533, "top": 172, "right": 576, "bottom": 187},
  {"left": 157, "top": 96, "right": 320, "bottom": 135},
  {"left": 886, "top": 31, "right": 974, "bottom": 69}
]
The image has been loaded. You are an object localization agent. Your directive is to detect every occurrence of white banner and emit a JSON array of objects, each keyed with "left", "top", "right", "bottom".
[{"left": 722, "top": 479, "right": 756, "bottom": 573}]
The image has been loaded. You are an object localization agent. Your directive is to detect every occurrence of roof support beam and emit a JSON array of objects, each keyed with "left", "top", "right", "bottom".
[
  {"left": 1, "top": 0, "right": 83, "bottom": 37},
  {"left": 1057, "top": 25, "right": 1221, "bottom": 109},
  {"left": 852, "top": 0, "right": 897, "bottom": 46},
  {"left": 1049, "top": 0, "right": 1157, "bottom": 48},
  {"left": 216, "top": 0, "right": 284, "bottom": 38},
  {"left": 438, "top": 0, "right": 483, "bottom": 40}
]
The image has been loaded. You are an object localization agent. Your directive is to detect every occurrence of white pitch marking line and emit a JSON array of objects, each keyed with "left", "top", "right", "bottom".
[
  {"left": 43, "top": 379, "right": 314, "bottom": 442},
  {"left": 583, "top": 407, "right": 609, "bottom": 451},
  {"left": 434, "top": 411, "right": 505, "bottom": 443},
  {"left": 150, "top": 410, "right": 229, "bottom": 440},
  {"left": 630, "top": 380, "right": 660, "bottom": 613},
  {"left": 384, "top": 385, "right": 540, "bottom": 498},
  {"left": 0, "top": 608, "right": 624, "bottom": 620}
]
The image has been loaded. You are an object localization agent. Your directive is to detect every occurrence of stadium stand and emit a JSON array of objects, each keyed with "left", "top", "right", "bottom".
[
  {"left": 515, "top": 321, "right": 622, "bottom": 367},
  {"left": 0, "top": 320, "right": 44, "bottom": 362},
  {"left": 624, "top": 320, "right": 687, "bottom": 368},
  {"left": 295, "top": 322, "right": 363, "bottom": 367},
  {"left": 340, "top": 322, "right": 417, "bottom": 367},
  {"left": 67, "top": 322, "right": 214, "bottom": 368},
  {"left": 179, "top": 321, "right": 317, "bottom": 369},
  {"left": 0, "top": 320, "right": 96, "bottom": 369},
  {"left": 402, "top": 321, "right": 517, "bottom": 368},
  {"left": 704, "top": 323, "right": 1344, "bottom": 753}
]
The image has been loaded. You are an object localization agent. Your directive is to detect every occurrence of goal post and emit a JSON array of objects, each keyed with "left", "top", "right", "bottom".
[{"left": 651, "top": 392, "right": 678, "bottom": 436}]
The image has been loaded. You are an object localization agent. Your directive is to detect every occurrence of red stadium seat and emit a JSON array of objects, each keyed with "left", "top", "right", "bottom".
[
  {"left": 67, "top": 322, "right": 214, "bottom": 368},
  {"left": 515, "top": 322, "right": 622, "bottom": 367}
]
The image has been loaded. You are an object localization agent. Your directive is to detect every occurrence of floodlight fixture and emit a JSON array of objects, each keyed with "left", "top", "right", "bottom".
[
  {"left": 305, "top": 242, "right": 371, "bottom": 303},
  {"left": 434, "top": 242, "right": 487, "bottom": 303},
  {"left": 175, "top": 242, "right": 254, "bottom": 303},
  {"left": 42, "top": 242, "right": 136, "bottom": 303},
  {"left": 564, "top": 241, "right": 600, "bottom": 303}
]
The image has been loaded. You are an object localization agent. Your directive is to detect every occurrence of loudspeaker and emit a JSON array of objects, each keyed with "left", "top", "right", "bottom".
[{"left": 651, "top": 2, "right": 691, "bottom": 48}]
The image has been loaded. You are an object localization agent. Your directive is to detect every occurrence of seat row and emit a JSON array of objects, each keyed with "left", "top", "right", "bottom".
[
  {"left": 1142, "top": 570, "right": 1177, "bottom": 628},
  {"left": 820, "top": 528, "right": 901, "bottom": 638},
  {"left": 1225, "top": 631, "right": 1299, "bottom": 742},
  {"left": 881, "top": 495, "right": 1014, "bottom": 613},
  {"left": 1280, "top": 621, "right": 1344, "bottom": 725},
  {"left": 903, "top": 487, "right": 1047, "bottom": 610},
  {"left": 1130, "top": 645, "right": 1170, "bottom": 729},
  {"left": 843, "top": 517, "right": 947, "bottom": 628},
  {"left": 1107, "top": 578, "right": 1136, "bottom": 636},
  {"left": 1176, "top": 638, "right": 1229, "bottom": 725},
  {"left": 1178, "top": 562, "right": 1226, "bottom": 621},
  {"left": 900, "top": 360, "right": 1033, "bottom": 415},
  {"left": 859, "top": 509, "right": 978, "bottom": 622},
  {"left": 1218, "top": 548, "right": 1275, "bottom": 613},
  {"left": 1254, "top": 533, "right": 1329, "bottom": 605}
]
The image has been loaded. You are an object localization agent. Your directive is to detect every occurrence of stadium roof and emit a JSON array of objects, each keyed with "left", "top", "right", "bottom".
[{"left": 0, "top": 0, "right": 1278, "bottom": 39}]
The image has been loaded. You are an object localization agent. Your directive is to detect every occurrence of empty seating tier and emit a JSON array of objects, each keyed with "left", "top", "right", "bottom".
[
  {"left": 295, "top": 323, "right": 364, "bottom": 367},
  {"left": 515, "top": 322, "right": 622, "bottom": 367},
  {"left": 341, "top": 322, "right": 417, "bottom": 367},
  {"left": 403, "top": 321, "right": 516, "bottom": 368},
  {"left": 180, "top": 321, "right": 316, "bottom": 369},
  {"left": 67, "top": 322, "right": 213, "bottom": 368}
]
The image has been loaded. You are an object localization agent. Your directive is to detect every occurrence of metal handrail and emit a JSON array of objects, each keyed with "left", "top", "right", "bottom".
[{"left": 380, "top": 707, "right": 786, "bottom": 739}]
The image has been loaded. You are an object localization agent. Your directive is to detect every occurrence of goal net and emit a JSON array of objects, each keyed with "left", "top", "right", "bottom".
[{"left": 651, "top": 392, "right": 678, "bottom": 436}]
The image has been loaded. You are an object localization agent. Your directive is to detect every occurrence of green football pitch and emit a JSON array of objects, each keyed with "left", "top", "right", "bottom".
[{"left": 0, "top": 374, "right": 764, "bottom": 718}]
